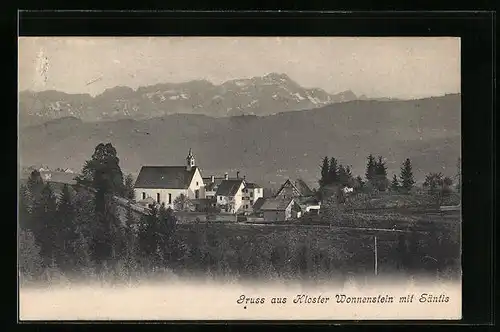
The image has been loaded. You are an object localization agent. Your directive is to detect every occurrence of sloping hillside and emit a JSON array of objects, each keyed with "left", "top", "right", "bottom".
[{"left": 19, "top": 94, "right": 461, "bottom": 189}]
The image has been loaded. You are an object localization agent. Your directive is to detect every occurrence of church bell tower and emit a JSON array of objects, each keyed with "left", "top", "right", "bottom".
[{"left": 186, "top": 148, "right": 195, "bottom": 171}]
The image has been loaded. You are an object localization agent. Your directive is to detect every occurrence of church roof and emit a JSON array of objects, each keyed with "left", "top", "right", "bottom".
[
  {"left": 134, "top": 166, "right": 198, "bottom": 189},
  {"left": 215, "top": 179, "right": 244, "bottom": 197}
]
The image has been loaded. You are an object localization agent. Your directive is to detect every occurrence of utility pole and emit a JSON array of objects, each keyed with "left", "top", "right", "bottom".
[{"left": 374, "top": 236, "right": 378, "bottom": 276}]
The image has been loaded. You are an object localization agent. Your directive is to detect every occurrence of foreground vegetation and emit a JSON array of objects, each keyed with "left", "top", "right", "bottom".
[{"left": 19, "top": 143, "right": 461, "bottom": 286}]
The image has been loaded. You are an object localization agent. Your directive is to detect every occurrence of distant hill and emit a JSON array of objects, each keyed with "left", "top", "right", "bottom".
[
  {"left": 19, "top": 94, "right": 461, "bottom": 190},
  {"left": 18, "top": 73, "right": 366, "bottom": 127}
]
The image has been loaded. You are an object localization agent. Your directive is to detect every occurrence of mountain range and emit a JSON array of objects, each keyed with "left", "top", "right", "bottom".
[
  {"left": 19, "top": 92, "right": 461, "bottom": 189},
  {"left": 19, "top": 73, "right": 398, "bottom": 127}
]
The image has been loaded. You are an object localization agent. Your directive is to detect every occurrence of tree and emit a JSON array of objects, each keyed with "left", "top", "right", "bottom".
[
  {"left": 442, "top": 176, "right": 454, "bottom": 195},
  {"left": 399, "top": 158, "right": 416, "bottom": 193},
  {"left": 19, "top": 229, "right": 43, "bottom": 281},
  {"left": 337, "top": 164, "right": 348, "bottom": 186},
  {"left": 374, "top": 156, "right": 389, "bottom": 191},
  {"left": 123, "top": 174, "right": 135, "bottom": 200},
  {"left": 391, "top": 174, "right": 400, "bottom": 192},
  {"left": 319, "top": 156, "right": 330, "bottom": 187},
  {"left": 365, "top": 154, "right": 376, "bottom": 183},
  {"left": 455, "top": 157, "right": 461, "bottom": 192},
  {"left": 423, "top": 172, "right": 444, "bottom": 194},
  {"left": 173, "top": 193, "right": 193, "bottom": 212},
  {"left": 76, "top": 143, "right": 124, "bottom": 195},
  {"left": 53, "top": 184, "right": 80, "bottom": 270},
  {"left": 26, "top": 170, "right": 45, "bottom": 208},
  {"left": 328, "top": 157, "right": 339, "bottom": 185},
  {"left": 354, "top": 175, "right": 365, "bottom": 191},
  {"left": 31, "top": 183, "right": 58, "bottom": 266},
  {"left": 19, "top": 184, "right": 31, "bottom": 230}
]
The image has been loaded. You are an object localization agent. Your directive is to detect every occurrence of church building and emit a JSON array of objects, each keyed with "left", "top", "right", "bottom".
[{"left": 134, "top": 149, "right": 206, "bottom": 209}]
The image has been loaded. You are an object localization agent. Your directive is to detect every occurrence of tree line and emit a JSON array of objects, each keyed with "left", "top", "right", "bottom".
[
  {"left": 19, "top": 143, "right": 180, "bottom": 282},
  {"left": 319, "top": 154, "right": 459, "bottom": 196}
]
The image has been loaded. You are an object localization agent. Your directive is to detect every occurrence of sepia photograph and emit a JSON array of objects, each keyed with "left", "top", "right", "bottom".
[{"left": 18, "top": 36, "right": 462, "bottom": 320}]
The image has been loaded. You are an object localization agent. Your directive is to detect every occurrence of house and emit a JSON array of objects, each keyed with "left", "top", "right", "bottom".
[
  {"left": 134, "top": 149, "right": 205, "bottom": 210},
  {"left": 202, "top": 174, "right": 228, "bottom": 200},
  {"left": 259, "top": 197, "right": 302, "bottom": 222},
  {"left": 215, "top": 177, "right": 245, "bottom": 214},
  {"left": 241, "top": 182, "right": 264, "bottom": 214},
  {"left": 274, "top": 178, "right": 320, "bottom": 213}
]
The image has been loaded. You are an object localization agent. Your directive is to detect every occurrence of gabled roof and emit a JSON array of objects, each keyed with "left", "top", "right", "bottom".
[
  {"left": 134, "top": 166, "right": 198, "bottom": 189},
  {"left": 252, "top": 197, "right": 266, "bottom": 211},
  {"left": 203, "top": 176, "right": 225, "bottom": 191},
  {"left": 244, "top": 182, "right": 262, "bottom": 189},
  {"left": 260, "top": 197, "right": 295, "bottom": 211},
  {"left": 215, "top": 179, "right": 244, "bottom": 197},
  {"left": 276, "top": 178, "right": 314, "bottom": 197}
]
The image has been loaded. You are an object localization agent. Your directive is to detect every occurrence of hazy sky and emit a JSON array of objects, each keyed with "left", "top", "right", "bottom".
[{"left": 18, "top": 37, "right": 460, "bottom": 99}]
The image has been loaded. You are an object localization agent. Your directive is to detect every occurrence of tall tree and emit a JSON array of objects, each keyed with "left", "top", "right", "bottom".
[
  {"left": 374, "top": 156, "right": 389, "bottom": 191},
  {"left": 54, "top": 184, "right": 78, "bottom": 269},
  {"left": 319, "top": 156, "right": 330, "bottom": 187},
  {"left": 123, "top": 174, "right": 136, "bottom": 200},
  {"left": 328, "top": 157, "right": 339, "bottom": 185},
  {"left": 365, "top": 154, "right": 376, "bottom": 182},
  {"left": 77, "top": 143, "right": 124, "bottom": 195},
  {"left": 399, "top": 158, "right": 416, "bottom": 193},
  {"left": 337, "top": 164, "right": 348, "bottom": 186},
  {"left": 19, "top": 184, "right": 31, "bottom": 230},
  {"left": 31, "top": 183, "right": 58, "bottom": 266},
  {"left": 26, "top": 170, "right": 45, "bottom": 208},
  {"left": 390, "top": 174, "right": 400, "bottom": 192}
]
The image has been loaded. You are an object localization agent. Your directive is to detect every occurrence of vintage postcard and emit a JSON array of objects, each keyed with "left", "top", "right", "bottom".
[{"left": 18, "top": 37, "right": 461, "bottom": 320}]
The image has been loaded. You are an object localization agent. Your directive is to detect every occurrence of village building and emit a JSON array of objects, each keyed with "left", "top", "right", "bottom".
[
  {"left": 274, "top": 178, "right": 321, "bottom": 213},
  {"left": 241, "top": 182, "right": 264, "bottom": 214},
  {"left": 215, "top": 177, "right": 245, "bottom": 214},
  {"left": 259, "top": 197, "right": 302, "bottom": 222},
  {"left": 133, "top": 149, "right": 206, "bottom": 210}
]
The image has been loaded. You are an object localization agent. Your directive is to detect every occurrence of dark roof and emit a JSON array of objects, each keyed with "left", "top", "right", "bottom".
[
  {"left": 215, "top": 179, "right": 244, "bottom": 197},
  {"left": 294, "top": 179, "right": 314, "bottom": 196},
  {"left": 252, "top": 197, "right": 266, "bottom": 211},
  {"left": 203, "top": 177, "right": 225, "bottom": 191},
  {"left": 260, "top": 197, "right": 294, "bottom": 211},
  {"left": 134, "top": 166, "right": 198, "bottom": 189},
  {"left": 244, "top": 182, "right": 262, "bottom": 189}
]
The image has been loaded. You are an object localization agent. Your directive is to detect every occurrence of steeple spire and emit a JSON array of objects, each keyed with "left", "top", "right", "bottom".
[{"left": 186, "top": 148, "right": 195, "bottom": 171}]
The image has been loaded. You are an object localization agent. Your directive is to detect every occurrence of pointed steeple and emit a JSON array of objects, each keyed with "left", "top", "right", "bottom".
[{"left": 186, "top": 148, "right": 195, "bottom": 171}]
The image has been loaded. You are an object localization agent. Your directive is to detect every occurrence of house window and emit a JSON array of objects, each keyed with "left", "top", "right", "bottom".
[
  {"left": 157, "top": 193, "right": 160, "bottom": 203},
  {"left": 142, "top": 192, "right": 146, "bottom": 200},
  {"left": 196, "top": 181, "right": 199, "bottom": 186},
  {"left": 245, "top": 205, "right": 248, "bottom": 209},
  {"left": 168, "top": 193, "right": 172, "bottom": 204},
  {"left": 195, "top": 189, "right": 199, "bottom": 199},
  {"left": 250, "top": 192, "right": 253, "bottom": 197}
]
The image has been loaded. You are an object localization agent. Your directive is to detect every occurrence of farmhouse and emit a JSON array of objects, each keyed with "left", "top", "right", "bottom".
[
  {"left": 259, "top": 197, "right": 302, "bottom": 222},
  {"left": 134, "top": 149, "right": 206, "bottom": 210},
  {"left": 215, "top": 178, "right": 245, "bottom": 214},
  {"left": 241, "top": 182, "right": 264, "bottom": 214},
  {"left": 275, "top": 178, "right": 321, "bottom": 213}
]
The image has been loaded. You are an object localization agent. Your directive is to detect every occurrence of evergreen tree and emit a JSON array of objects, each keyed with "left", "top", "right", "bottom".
[
  {"left": 399, "top": 158, "right": 416, "bottom": 193},
  {"left": 19, "top": 184, "right": 31, "bottom": 230},
  {"left": 319, "top": 156, "right": 329, "bottom": 187},
  {"left": 344, "top": 165, "right": 354, "bottom": 187},
  {"left": 31, "top": 183, "right": 58, "bottom": 266},
  {"left": 26, "top": 170, "right": 45, "bottom": 208},
  {"left": 54, "top": 184, "right": 78, "bottom": 269},
  {"left": 138, "top": 204, "right": 161, "bottom": 267},
  {"left": 365, "top": 154, "right": 376, "bottom": 182},
  {"left": 337, "top": 164, "right": 348, "bottom": 186},
  {"left": 355, "top": 175, "right": 365, "bottom": 191},
  {"left": 391, "top": 174, "right": 400, "bottom": 192},
  {"left": 328, "top": 157, "right": 339, "bottom": 185},
  {"left": 374, "top": 156, "right": 389, "bottom": 191},
  {"left": 123, "top": 174, "right": 135, "bottom": 200}
]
